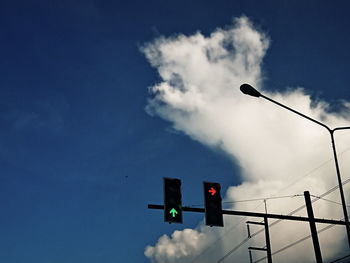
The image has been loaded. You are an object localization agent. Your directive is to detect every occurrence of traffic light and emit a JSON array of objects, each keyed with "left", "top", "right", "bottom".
[
  {"left": 204, "top": 182, "right": 223, "bottom": 227},
  {"left": 164, "top": 178, "right": 182, "bottom": 223}
]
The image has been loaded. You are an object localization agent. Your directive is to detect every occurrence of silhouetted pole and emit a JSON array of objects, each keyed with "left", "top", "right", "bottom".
[
  {"left": 249, "top": 250, "right": 253, "bottom": 263},
  {"left": 304, "top": 191, "right": 323, "bottom": 263},
  {"left": 240, "top": 83, "right": 350, "bottom": 249},
  {"left": 264, "top": 216, "right": 273, "bottom": 263}
]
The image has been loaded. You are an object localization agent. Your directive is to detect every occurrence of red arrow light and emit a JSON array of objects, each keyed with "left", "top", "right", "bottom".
[{"left": 208, "top": 187, "right": 216, "bottom": 196}]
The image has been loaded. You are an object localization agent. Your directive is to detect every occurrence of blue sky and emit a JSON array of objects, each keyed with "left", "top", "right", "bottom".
[{"left": 1, "top": 1, "right": 350, "bottom": 263}]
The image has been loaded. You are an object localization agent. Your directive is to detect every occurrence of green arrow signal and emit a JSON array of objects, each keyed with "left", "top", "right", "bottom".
[{"left": 169, "top": 208, "right": 178, "bottom": 217}]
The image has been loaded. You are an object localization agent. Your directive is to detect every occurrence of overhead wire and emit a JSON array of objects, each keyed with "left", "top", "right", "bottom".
[
  {"left": 274, "top": 146, "right": 350, "bottom": 195},
  {"left": 222, "top": 194, "right": 301, "bottom": 204},
  {"left": 253, "top": 223, "right": 337, "bottom": 263},
  {"left": 188, "top": 194, "right": 300, "bottom": 208},
  {"left": 218, "top": 146, "right": 350, "bottom": 262},
  {"left": 214, "top": 176, "right": 350, "bottom": 263},
  {"left": 198, "top": 195, "right": 302, "bottom": 263},
  {"left": 310, "top": 195, "right": 350, "bottom": 208},
  {"left": 187, "top": 196, "right": 296, "bottom": 263},
  {"left": 328, "top": 253, "right": 350, "bottom": 263},
  {"left": 187, "top": 201, "right": 264, "bottom": 263},
  {"left": 187, "top": 146, "right": 350, "bottom": 263}
]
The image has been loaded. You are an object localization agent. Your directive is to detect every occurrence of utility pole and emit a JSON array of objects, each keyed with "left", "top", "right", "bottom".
[
  {"left": 304, "top": 191, "right": 323, "bottom": 263},
  {"left": 249, "top": 249, "right": 253, "bottom": 263},
  {"left": 264, "top": 216, "right": 272, "bottom": 263}
]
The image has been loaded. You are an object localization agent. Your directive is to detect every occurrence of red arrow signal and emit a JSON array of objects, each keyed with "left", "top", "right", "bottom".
[{"left": 208, "top": 187, "right": 216, "bottom": 196}]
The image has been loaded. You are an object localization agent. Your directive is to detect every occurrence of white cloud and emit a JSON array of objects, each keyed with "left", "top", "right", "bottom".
[
  {"left": 144, "top": 229, "right": 216, "bottom": 263},
  {"left": 142, "top": 16, "right": 350, "bottom": 263}
]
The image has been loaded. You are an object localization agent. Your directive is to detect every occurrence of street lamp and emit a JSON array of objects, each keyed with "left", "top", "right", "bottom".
[{"left": 240, "top": 83, "right": 350, "bottom": 249}]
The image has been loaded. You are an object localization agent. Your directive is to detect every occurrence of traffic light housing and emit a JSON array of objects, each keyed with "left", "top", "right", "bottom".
[
  {"left": 164, "top": 178, "right": 183, "bottom": 223},
  {"left": 204, "top": 182, "right": 223, "bottom": 227}
]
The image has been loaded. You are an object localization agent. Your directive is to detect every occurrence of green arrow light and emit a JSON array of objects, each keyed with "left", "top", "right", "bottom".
[{"left": 169, "top": 208, "right": 178, "bottom": 217}]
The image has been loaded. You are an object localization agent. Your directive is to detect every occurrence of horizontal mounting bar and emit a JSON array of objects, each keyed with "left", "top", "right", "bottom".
[
  {"left": 246, "top": 221, "right": 265, "bottom": 226},
  {"left": 148, "top": 204, "right": 347, "bottom": 225},
  {"left": 248, "top": 247, "right": 267, "bottom": 251}
]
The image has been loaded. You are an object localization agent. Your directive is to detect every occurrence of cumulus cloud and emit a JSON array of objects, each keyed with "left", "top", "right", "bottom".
[{"left": 142, "top": 16, "right": 350, "bottom": 262}]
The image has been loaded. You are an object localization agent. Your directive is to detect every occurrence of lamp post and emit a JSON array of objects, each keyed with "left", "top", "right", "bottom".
[{"left": 240, "top": 83, "right": 350, "bottom": 249}]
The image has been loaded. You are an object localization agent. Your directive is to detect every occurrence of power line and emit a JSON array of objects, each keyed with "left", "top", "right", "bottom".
[
  {"left": 213, "top": 177, "right": 350, "bottom": 263},
  {"left": 253, "top": 223, "right": 336, "bottom": 262},
  {"left": 328, "top": 254, "right": 350, "bottom": 263},
  {"left": 223, "top": 194, "right": 301, "bottom": 204},
  {"left": 188, "top": 194, "right": 300, "bottom": 207},
  {"left": 188, "top": 147, "right": 350, "bottom": 263},
  {"left": 311, "top": 195, "right": 350, "bottom": 208},
  {"left": 216, "top": 237, "right": 250, "bottom": 263},
  {"left": 188, "top": 202, "right": 263, "bottom": 263},
  {"left": 187, "top": 189, "right": 296, "bottom": 261},
  {"left": 274, "top": 146, "right": 350, "bottom": 195}
]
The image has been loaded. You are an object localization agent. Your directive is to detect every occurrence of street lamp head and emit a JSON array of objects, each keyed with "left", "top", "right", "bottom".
[{"left": 240, "top": 83, "right": 261, "bottom": 97}]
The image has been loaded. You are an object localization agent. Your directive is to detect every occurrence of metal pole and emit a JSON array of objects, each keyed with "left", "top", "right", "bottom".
[
  {"left": 330, "top": 130, "right": 350, "bottom": 249},
  {"left": 304, "top": 191, "right": 323, "bottom": 263},
  {"left": 264, "top": 216, "right": 273, "bottom": 263},
  {"left": 240, "top": 85, "right": 350, "bottom": 246},
  {"left": 247, "top": 223, "right": 251, "bottom": 238},
  {"left": 148, "top": 204, "right": 347, "bottom": 225},
  {"left": 259, "top": 93, "right": 350, "bottom": 249}
]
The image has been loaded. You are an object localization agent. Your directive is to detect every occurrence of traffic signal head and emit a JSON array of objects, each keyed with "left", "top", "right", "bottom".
[
  {"left": 164, "top": 178, "right": 183, "bottom": 223},
  {"left": 204, "top": 182, "right": 223, "bottom": 227}
]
